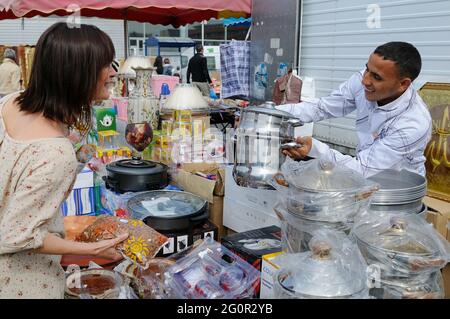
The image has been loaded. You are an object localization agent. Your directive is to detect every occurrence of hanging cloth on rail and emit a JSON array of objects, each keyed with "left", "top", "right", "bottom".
[{"left": 220, "top": 40, "right": 250, "bottom": 99}]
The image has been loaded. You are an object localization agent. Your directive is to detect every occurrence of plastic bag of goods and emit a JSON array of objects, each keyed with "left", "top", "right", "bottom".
[{"left": 76, "top": 215, "right": 169, "bottom": 269}]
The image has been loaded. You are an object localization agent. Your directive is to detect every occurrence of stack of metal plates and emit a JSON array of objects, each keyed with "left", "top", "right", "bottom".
[{"left": 367, "top": 169, "right": 427, "bottom": 215}]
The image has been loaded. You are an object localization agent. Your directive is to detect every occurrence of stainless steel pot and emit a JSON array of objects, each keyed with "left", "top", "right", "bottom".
[
  {"left": 233, "top": 101, "right": 302, "bottom": 189},
  {"left": 282, "top": 219, "right": 350, "bottom": 254},
  {"left": 352, "top": 215, "right": 448, "bottom": 277},
  {"left": 369, "top": 271, "right": 444, "bottom": 299},
  {"left": 270, "top": 161, "right": 378, "bottom": 253},
  {"left": 273, "top": 237, "right": 369, "bottom": 299},
  {"left": 271, "top": 160, "right": 379, "bottom": 224},
  {"left": 368, "top": 203, "right": 428, "bottom": 219},
  {"left": 274, "top": 203, "right": 351, "bottom": 253}
]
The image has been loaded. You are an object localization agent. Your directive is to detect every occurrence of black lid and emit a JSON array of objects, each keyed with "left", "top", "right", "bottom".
[{"left": 106, "top": 158, "right": 167, "bottom": 176}]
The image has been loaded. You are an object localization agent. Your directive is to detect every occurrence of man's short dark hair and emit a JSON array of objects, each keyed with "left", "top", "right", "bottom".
[
  {"left": 196, "top": 44, "right": 203, "bottom": 53},
  {"left": 374, "top": 42, "right": 422, "bottom": 81},
  {"left": 15, "top": 22, "right": 115, "bottom": 130}
]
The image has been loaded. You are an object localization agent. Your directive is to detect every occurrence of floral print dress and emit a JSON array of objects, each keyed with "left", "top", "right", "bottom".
[{"left": 0, "top": 94, "right": 78, "bottom": 298}]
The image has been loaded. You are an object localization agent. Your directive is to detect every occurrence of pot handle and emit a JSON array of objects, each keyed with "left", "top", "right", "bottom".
[
  {"left": 281, "top": 118, "right": 303, "bottom": 128},
  {"left": 354, "top": 185, "right": 380, "bottom": 201},
  {"left": 280, "top": 142, "right": 303, "bottom": 150},
  {"left": 145, "top": 181, "right": 162, "bottom": 190},
  {"left": 272, "top": 202, "right": 286, "bottom": 221},
  {"left": 103, "top": 176, "right": 119, "bottom": 192},
  {"left": 267, "top": 173, "right": 290, "bottom": 193},
  {"left": 409, "top": 258, "right": 446, "bottom": 272}
]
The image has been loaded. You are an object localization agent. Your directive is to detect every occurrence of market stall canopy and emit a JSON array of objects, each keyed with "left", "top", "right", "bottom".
[
  {"left": 0, "top": 0, "right": 252, "bottom": 27},
  {"left": 145, "top": 36, "right": 196, "bottom": 56},
  {"left": 223, "top": 17, "right": 252, "bottom": 27},
  {"left": 145, "top": 36, "right": 196, "bottom": 48}
]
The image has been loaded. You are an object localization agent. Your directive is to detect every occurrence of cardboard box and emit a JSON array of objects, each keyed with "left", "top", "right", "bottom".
[
  {"left": 172, "top": 163, "right": 225, "bottom": 203},
  {"left": 223, "top": 196, "right": 280, "bottom": 233},
  {"left": 260, "top": 252, "right": 284, "bottom": 299},
  {"left": 221, "top": 226, "right": 282, "bottom": 297},
  {"left": 172, "top": 163, "right": 226, "bottom": 238},
  {"left": 424, "top": 196, "right": 450, "bottom": 241},
  {"left": 156, "top": 220, "right": 218, "bottom": 257},
  {"left": 443, "top": 265, "right": 450, "bottom": 299},
  {"left": 223, "top": 164, "right": 279, "bottom": 232},
  {"left": 209, "top": 196, "right": 226, "bottom": 240},
  {"left": 225, "top": 227, "right": 237, "bottom": 236},
  {"left": 72, "top": 166, "right": 94, "bottom": 189},
  {"left": 156, "top": 135, "right": 172, "bottom": 149},
  {"left": 224, "top": 165, "right": 278, "bottom": 213},
  {"left": 423, "top": 196, "right": 450, "bottom": 298}
]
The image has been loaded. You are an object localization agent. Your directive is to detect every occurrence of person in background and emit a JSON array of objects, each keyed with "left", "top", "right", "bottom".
[
  {"left": 0, "top": 22, "right": 128, "bottom": 299},
  {"left": 173, "top": 66, "right": 182, "bottom": 82},
  {"left": 154, "top": 55, "right": 164, "bottom": 75},
  {"left": 278, "top": 42, "right": 431, "bottom": 178},
  {"left": 163, "top": 57, "right": 174, "bottom": 76},
  {"left": 0, "top": 48, "right": 21, "bottom": 98},
  {"left": 186, "top": 44, "right": 213, "bottom": 96}
]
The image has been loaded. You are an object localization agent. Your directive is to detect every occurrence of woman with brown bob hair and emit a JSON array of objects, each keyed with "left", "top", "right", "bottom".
[{"left": 0, "top": 22, "right": 128, "bottom": 299}]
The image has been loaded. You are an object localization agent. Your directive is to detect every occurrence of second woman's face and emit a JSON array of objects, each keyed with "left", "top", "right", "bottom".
[{"left": 94, "top": 63, "right": 117, "bottom": 100}]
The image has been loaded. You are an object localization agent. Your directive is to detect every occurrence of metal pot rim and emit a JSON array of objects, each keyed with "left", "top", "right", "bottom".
[
  {"left": 286, "top": 205, "right": 354, "bottom": 225},
  {"left": 276, "top": 270, "right": 366, "bottom": 298},
  {"left": 285, "top": 181, "right": 368, "bottom": 193},
  {"left": 127, "top": 190, "right": 208, "bottom": 221},
  {"left": 243, "top": 105, "right": 298, "bottom": 119}
]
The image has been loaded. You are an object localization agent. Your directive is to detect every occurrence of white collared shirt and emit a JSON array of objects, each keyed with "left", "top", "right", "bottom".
[{"left": 276, "top": 70, "right": 432, "bottom": 177}]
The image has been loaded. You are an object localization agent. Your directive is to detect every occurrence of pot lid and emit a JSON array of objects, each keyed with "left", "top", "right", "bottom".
[
  {"left": 117, "top": 157, "right": 157, "bottom": 168},
  {"left": 244, "top": 101, "right": 298, "bottom": 118},
  {"left": 352, "top": 214, "right": 445, "bottom": 257},
  {"left": 277, "top": 232, "right": 367, "bottom": 297},
  {"left": 106, "top": 159, "right": 167, "bottom": 176},
  {"left": 283, "top": 159, "right": 378, "bottom": 193},
  {"left": 127, "top": 190, "right": 207, "bottom": 220}
]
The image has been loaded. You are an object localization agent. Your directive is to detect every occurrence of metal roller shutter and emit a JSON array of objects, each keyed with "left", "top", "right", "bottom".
[{"left": 0, "top": 16, "right": 125, "bottom": 59}]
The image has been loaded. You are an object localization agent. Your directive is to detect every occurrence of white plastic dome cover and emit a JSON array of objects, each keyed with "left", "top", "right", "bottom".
[{"left": 163, "top": 84, "right": 209, "bottom": 110}]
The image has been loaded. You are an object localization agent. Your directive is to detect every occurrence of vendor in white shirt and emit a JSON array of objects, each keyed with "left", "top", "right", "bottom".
[{"left": 277, "top": 42, "right": 432, "bottom": 178}]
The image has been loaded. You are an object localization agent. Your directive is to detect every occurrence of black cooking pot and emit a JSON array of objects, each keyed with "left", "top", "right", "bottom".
[
  {"left": 104, "top": 157, "right": 168, "bottom": 193},
  {"left": 127, "top": 190, "right": 209, "bottom": 232}
]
